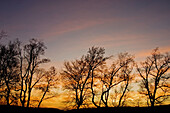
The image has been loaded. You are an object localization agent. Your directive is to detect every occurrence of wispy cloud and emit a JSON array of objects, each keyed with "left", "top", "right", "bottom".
[
  {"left": 40, "top": 18, "right": 115, "bottom": 41},
  {"left": 135, "top": 45, "right": 170, "bottom": 61}
]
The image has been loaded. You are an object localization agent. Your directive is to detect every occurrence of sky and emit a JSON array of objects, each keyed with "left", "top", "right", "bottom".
[
  {"left": 0, "top": 0, "right": 170, "bottom": 69},
  {"left": 0, "top": 0, "right": 170, "bottom": 109}
]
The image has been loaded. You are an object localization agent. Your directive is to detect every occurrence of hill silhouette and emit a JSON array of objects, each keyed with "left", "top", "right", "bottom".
[
  {"left": 0, "top": 105, "right": 63, "bottom": 112},
  {"left": 0, "top": 105, "right": 169, "bottom": 113},
  {"left": 68, "top": 106, "right": 170, "bottom": 113}
]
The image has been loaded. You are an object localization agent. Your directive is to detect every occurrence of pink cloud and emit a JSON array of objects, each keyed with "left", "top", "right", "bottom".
[
  {"left": 135, "top": 45, "right": 170, "bottom": 61},
  {"left": 40, "top": 17, "right": 122, "bottom": 41},
  {"left": 87, "top": 33, "right": 149, "bottom": 48}
]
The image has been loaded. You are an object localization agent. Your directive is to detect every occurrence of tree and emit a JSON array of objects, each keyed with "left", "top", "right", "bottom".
[
  {"left": 84, "top": 47, "right": 110, "bottom": 107},
  {"left": 37, "top": 66, "right": 58, "bottom": 108},
  {"left": 18, "top": 38, "right": 50, "bottom": 107},
  {"left": 0, "top": 40, "right": 20, "bottom": 105},
  {"left": 100, "top": 52, "right": 134, "bottom": 107},
  {"left": 61, "top": 47, "right": 135, "bottom": 108},
  {"left": 117, "top": 68, "right": 133, "bottom": 107},
  {"left": 0, "top": 36, "right": 55, "bottom": 107},
  {"left": 61, "top": 47, "right": 110, "bottom": 109},
  {"left": 61, "top": 57, "right": 89, "bottom": 109},
  {"left": 136, "top": 48, "right": 170, "bottom": 107}
]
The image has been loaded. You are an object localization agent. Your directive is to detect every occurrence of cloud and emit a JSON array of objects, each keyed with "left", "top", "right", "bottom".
[
  {"left": 39, "top": 15, "right": 131, "bottom": 42},
  {"left": 40, "top": 18, "right": 115, "bottom": 41},
  {"left": 135, "top": 45, "right": 170, "bottom": 61},
  {"left": 87, "top": 33, "right": 149, "bottom": 49}
]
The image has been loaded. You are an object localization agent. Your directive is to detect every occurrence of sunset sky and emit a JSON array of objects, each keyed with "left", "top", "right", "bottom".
[
  {"left": 1, "top": 0, "right": 170, "bottom": 109},
  {"left": 0, "top": 0, "right": 170, "bottom": 68}
]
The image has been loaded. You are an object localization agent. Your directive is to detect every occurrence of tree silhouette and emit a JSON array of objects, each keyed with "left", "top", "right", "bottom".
[
  {"left": 1, "top": 32, "right": 169, "bottom": 109},
  {"left": 0, "top": 40, "right": 20, "bottom": 105},
  {"left": 37, "top": 66, "right": 58, "bottom": 108},
  {"left": 136, "top": 48, "right": 170, "bottom": 107},
  {"left": 0, "top": 36, "right": 57, "bottom": 107},
  {"left": 18, "top": 38, "right": 50, "bottom": 107},
  {"left": 61, "top": 47, "right": 136, "bottom": 108},
  {"left": 116, "top": 69, "right": 133, "bottom": 107},
  {"left": 61, "top": 47, "right": 109, "bottom": 109},
  {"left": 100, "top": 52, "right": 134, "bottom": 107},
  {"left": 85, "top": 47, "right": 110, "bottom": 107},
  {"left": 61, "top": 57, "right": 89, "bottom": 109}
]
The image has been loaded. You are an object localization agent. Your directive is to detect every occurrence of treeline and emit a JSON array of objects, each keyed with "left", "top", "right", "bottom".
[
  {"left": 0, "top": 31, "right": 58, "bottom": 107},
  {"left": 0, "top": 31, "right": 169, "bottom": 109},
  {"left": 61, "top": 47, "right": 169, "bottom": 109}
]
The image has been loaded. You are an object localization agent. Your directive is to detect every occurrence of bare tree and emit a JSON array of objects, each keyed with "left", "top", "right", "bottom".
[
  {"left": 61, "top": 47, "right": 135, "bottom": 108},
  {"left": 37, "top": 66, "right": 58, "bottom": 108},
  {"left": 18, "top": 38, "right": 50, "bottom": 107},
  {"left": 100, "top": 52, "right": 134, "bottom": 107},
  {"left": 0, "top": 40, "right": 20, "bottom": 105},
  {"left": 84, "top": 46, "right": 110, "bottom": 107},
  {"left": 61, "top": 56, "right": 89, "bottom": 109},
  {"left": 117, "top": 64, "right": 134, "bottom": 107},
  {"left": 61, "top": 47, "right": 110, "bottom": 109},
  {"left": 136, "top": 48, "right": 170, "bottom": 107},
  {"left": 0, "top": 37, "right": 54, "bottom": 107}
]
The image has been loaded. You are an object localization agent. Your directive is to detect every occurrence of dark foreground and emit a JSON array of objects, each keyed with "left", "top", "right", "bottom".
[{"left": 0, "top": 105, "right": 169, "bottom": 113}]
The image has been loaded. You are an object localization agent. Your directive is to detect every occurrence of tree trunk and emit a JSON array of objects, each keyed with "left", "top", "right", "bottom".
[
  {"left": 38, "top": 85, "right": 49, "bottom": 108},
  {"left": 101, "top": 90, "right": 108, "bottom": 107},
  {"left": 91, "top": 70, "right": 100, "bottom": 108},
  {"left": 150, "top": 100, "right": 155, "bottom": 107},
  {"left": 6, "top": 89, "right": 10, "bottom": 106},
  {"left": 77, "top": 103, "right": 81, "bottom": 109},
  {"left": 27, "top": 68, "right": 34, "bottom": 107},
  {"left": 118, "top": 80, "right": 129, "bottom": 107},
  {"left": 5, "top": 80, "right": 10, "bottom": 106},
  {"left": 27, "top": 89, "right": 31, "bottom": 107}
]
